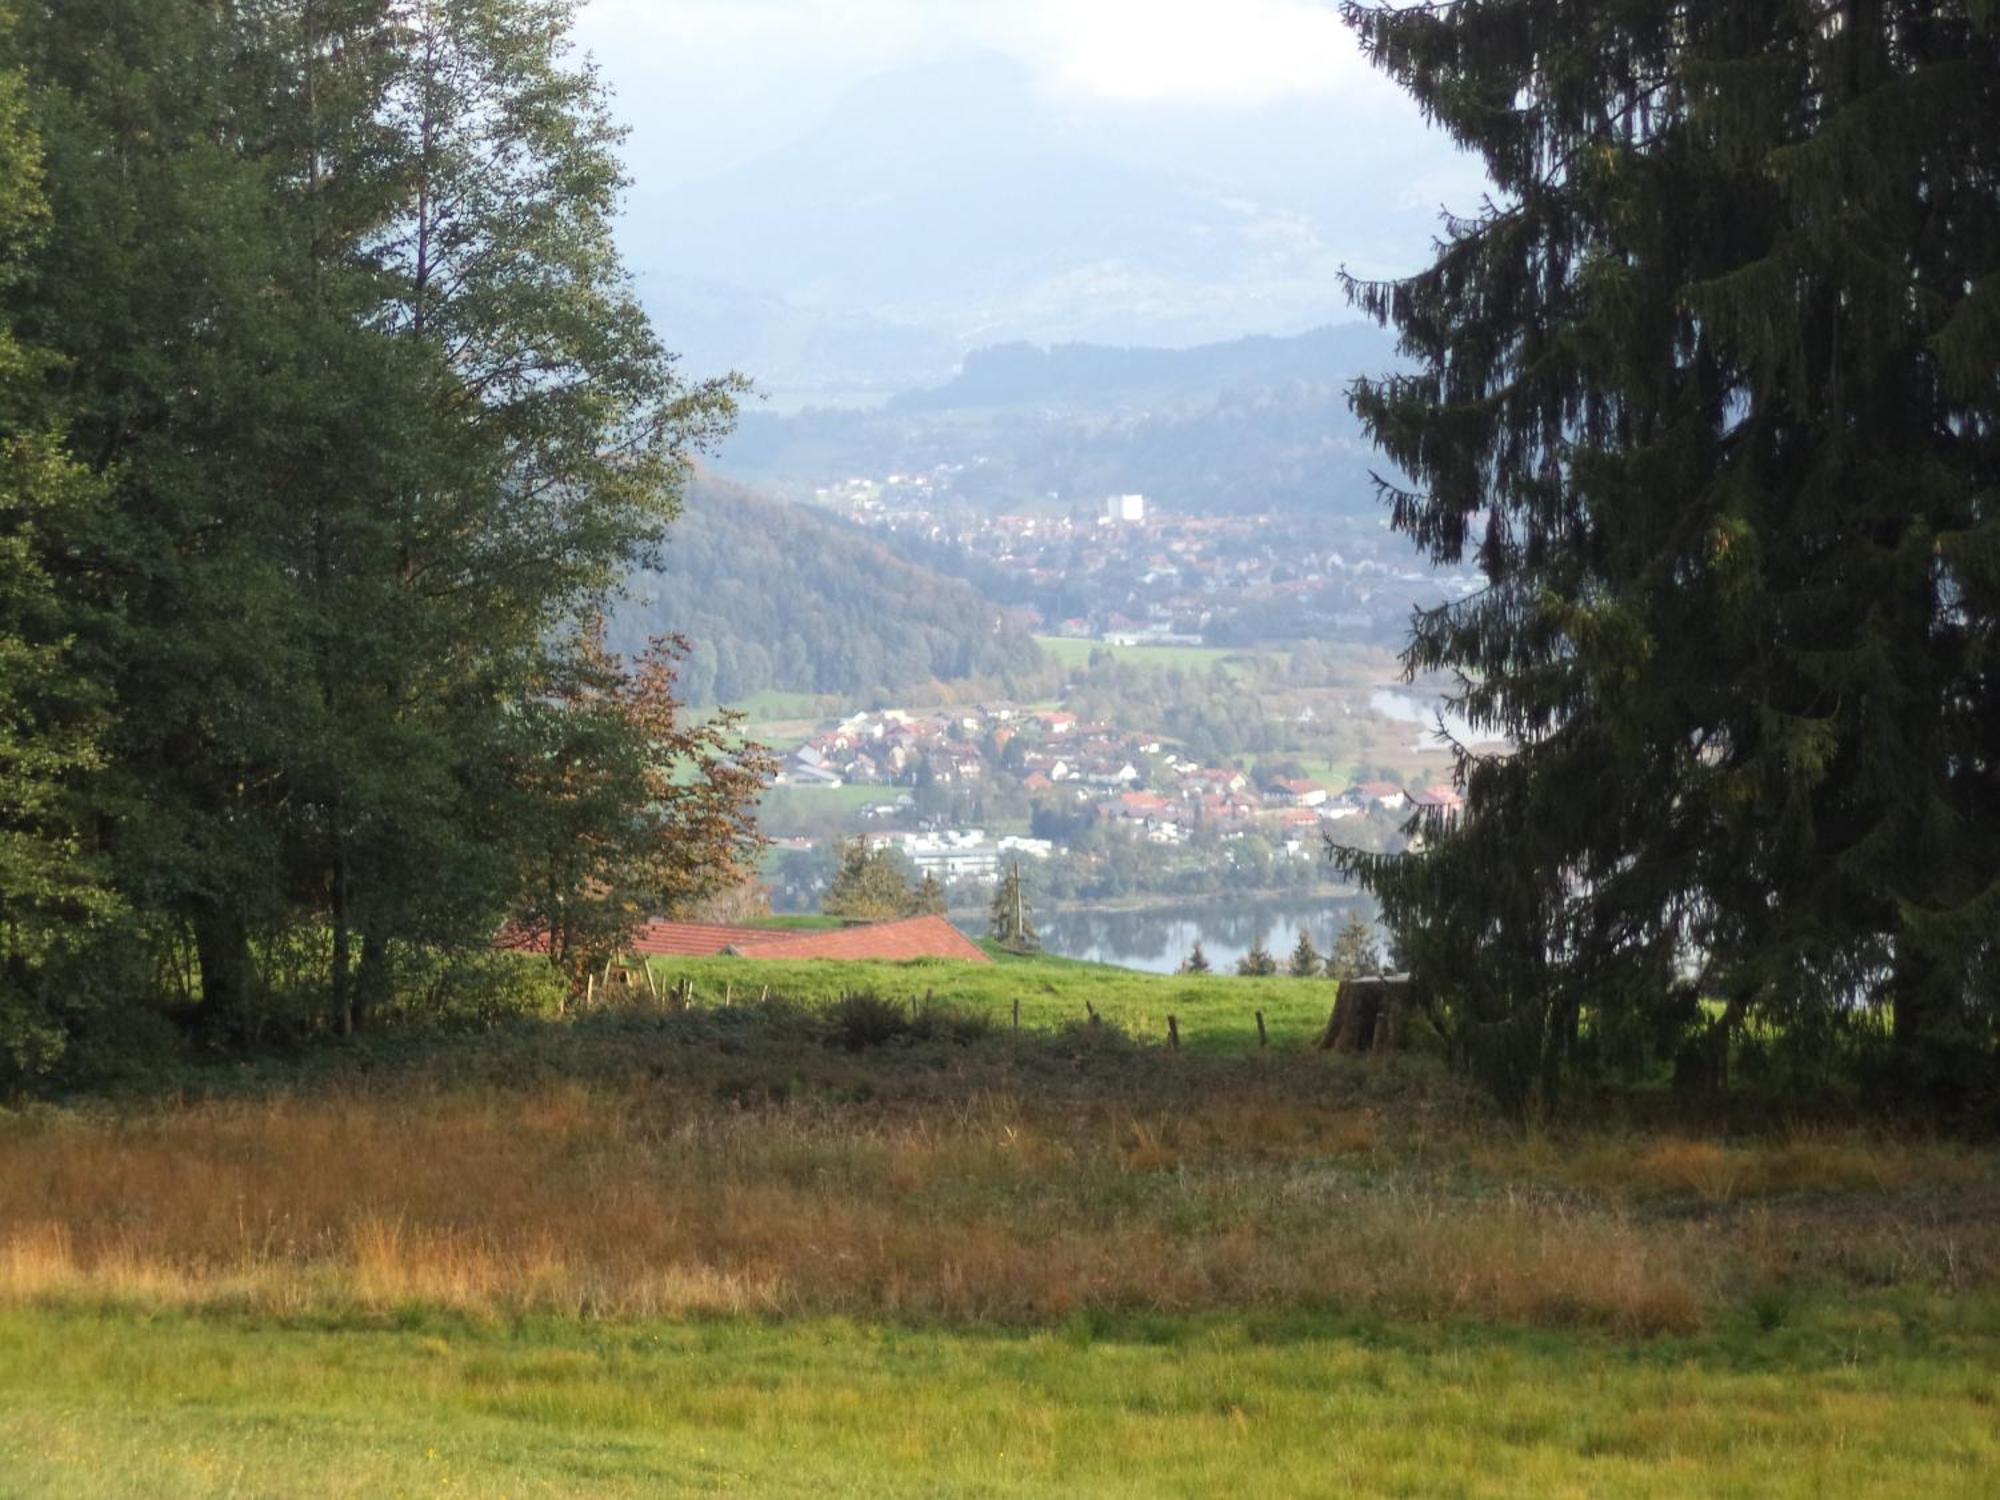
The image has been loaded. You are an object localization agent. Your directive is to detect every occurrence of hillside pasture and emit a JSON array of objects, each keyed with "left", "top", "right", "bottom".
[
  {"left": 640, "top": 948, "right": 1339, "bottom": 1051},
  {"left": 1033, "top": 635, "right": 1246, "bottom": 674},
  {"left": 2, "top": 989, "right": 1995, "bottom": 1495}
]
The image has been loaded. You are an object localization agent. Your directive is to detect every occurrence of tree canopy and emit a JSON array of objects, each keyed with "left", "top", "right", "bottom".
[
  {"left": 1338, "top": 0, "right": 2000, "bottom": 1114},
  {"left": 0, "top": 0, "right": 761, "bottom": 1084}
]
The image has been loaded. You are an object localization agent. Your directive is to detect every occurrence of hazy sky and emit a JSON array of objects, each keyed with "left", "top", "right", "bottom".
[
  {"left": 572, "top": 0, "right": 1436, "bottom": 188},
  {"left": 566, "top": 0, "right": 1485, "bottom": 388}
]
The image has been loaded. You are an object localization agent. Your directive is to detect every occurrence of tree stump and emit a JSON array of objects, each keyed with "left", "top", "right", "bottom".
[{"left": 1319, "top": 977, "right": 1411, "bottom": 1054}]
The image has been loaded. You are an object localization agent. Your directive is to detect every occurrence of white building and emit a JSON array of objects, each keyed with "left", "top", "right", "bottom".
[
  {"left": 893, "top": 830, "right": 1055, "bottom": 885},
  {"left": 1103, "top": 493, "right": 1146, "bottom": 523}
]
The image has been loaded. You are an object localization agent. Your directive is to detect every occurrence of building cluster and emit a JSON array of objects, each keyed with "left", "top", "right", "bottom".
[
  {"left": 775, "top": 699, "right": 1462, "bottom": 873},
  {"left": 776, "top": 704, "right": 1145, "bottom": 792},
  {"left": 811, "top": 472, "right": 1475, "bottom": 645},
  {"left": 1083, "top": 771, "right": 1462, "bottom": 856}
]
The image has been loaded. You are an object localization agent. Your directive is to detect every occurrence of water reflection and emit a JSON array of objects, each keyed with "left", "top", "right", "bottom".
[
  {"left": 999, "top": 895, "right": 1382, "bottom": 975},
  {"left": 1369, "top": 688, "right": 1508, "bottom": 751}
]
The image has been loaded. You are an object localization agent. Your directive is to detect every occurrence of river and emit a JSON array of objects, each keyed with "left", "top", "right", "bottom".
[{"left": 966, "top": 893, "right": 1382, "bottom": 974}]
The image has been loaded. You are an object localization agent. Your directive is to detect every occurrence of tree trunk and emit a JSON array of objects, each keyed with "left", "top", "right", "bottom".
[
  {"left": 353, "top": 928, "right": 391, "bottom": 1033},
  {"left": 191, "top": 907, "right": 253, "bottom": 1037},
  {"left": 328, "top": 809, "right": 353, "bottom": 1035}
]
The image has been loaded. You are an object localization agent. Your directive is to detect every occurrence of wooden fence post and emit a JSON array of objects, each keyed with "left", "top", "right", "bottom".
[
  {"left": 1167, "top": 1015, "right": 1180, "bottom": 1050},
  {"left": 1255, "top": 1010, "right": 1268, "bottom": 1048},
  {"left": 1012, "top": 997, "right": 1021, "bottom": 1031}
]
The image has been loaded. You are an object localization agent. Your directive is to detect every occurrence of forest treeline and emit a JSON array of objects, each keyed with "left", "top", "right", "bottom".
[
  {"left": 0, "top": 0, "right": 767, "bottom": 1090},
  {"left": 609, "top": 477, "right": 1044, "bottom": 704},
  {"left": 723, "top": 366, "right": 1387, "bottom": 517}
]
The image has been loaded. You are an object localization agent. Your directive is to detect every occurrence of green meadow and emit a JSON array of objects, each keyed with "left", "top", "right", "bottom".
[
  {"left": 2, "top": 966, "right": 1995, "bottom": 1497},
  {"left": 642, "top": 947, "right": 1339, "bottom": 1050},
  {"left": 1032, "top": 635, "right": 1246, "bottom": 674},
  {"left": 3, "top": 1304, "right": 1995, "bottom": 1498}
]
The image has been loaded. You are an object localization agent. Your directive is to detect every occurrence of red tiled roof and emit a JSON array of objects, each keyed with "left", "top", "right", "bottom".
[
  {"left": 628, "top": 921, "right": 779, "bottom": 957},
  {"left": 724, "top": 915, "right": 992, "bottom": 964}
]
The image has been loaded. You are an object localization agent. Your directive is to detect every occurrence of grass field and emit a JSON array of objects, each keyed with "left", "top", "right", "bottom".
[
  {"left": 2, "top": 978, "right": 1996, "bottom": 1496},
  {"left": 754, "top": 783, "right": 894, "bottom": 820},
  {"left": 1033, "top": 635, "right": 1245, "bottom": 674},
  {"left": 726, "top": 688, "right": 830, "bottom": 721},
  {"left": 3, "top": 1304, "right": 1995, "bottom": 1498},
  {"left": 641, "top": 948, "right": 1338, "bottom": 1050}
]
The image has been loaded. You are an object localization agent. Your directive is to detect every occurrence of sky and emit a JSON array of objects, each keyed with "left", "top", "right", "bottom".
[
  {"left": 566, "top": 0, "right": 1485, "bottom": 393},
  {"left": 572, "top": 0, "right": 1434, "bottom": 188}
]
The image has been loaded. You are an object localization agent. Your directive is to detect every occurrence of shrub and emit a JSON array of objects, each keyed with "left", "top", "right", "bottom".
[
  {"left": 379, "top": 948, "right": 569, "bottom": 1031},
  {"left": 822, "top": 991, "right": 996, "bottom": 1051},
  {"left": 824, "top": 992, "right": 911, "bottom": 1050}
]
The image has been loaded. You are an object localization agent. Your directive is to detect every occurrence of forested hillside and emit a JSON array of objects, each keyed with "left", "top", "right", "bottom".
[
  {"left": 611, "top": 478, "right": 1043, "bottom": 703},
  {"left": 717, "top": 325, "right": 1395, "bottom": 516}
]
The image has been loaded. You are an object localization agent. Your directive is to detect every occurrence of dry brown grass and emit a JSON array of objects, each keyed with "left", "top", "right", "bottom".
[
  {"left": 0, "top": 1031, "right": 1992, "bottom": 1338},
  {"left": 1561, "top": 1131, "right": 1987, "bottom": 1203}
]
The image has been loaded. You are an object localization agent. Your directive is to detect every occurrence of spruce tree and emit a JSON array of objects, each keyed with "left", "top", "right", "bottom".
[
  {"left": 1327, "top": 913, "right": 1381, "bottom": 983},
  {"left": 911, "top": 871, "right": 948, "bottom": 917},
  {"left": 1337, "top": 2, "right": 2000, "bottom": 1112},
  {"left": 1288, "top": 927, "right": 1322, "bottom": 978},
  {"left": 824, "top": 838, "right": 911, "bottom": 923},
  {"left": 988, "top": 860, "right": 1038, "bottom": 952},
  {"left": 1180, "top": 941, "right": 1211, "bottom": 975},
  {"left": 1236, "top": 938, "right": 1277, "bottom": 978}
]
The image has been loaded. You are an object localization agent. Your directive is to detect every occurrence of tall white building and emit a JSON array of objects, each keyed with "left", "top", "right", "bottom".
[{"left": 1103, "top": 492, "right": 1146, "bottom": 523}]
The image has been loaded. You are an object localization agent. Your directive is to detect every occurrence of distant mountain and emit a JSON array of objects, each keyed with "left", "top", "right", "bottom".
[
  {"left": 612, "top": 476, "right": 1042, "bottom": 705},
  {"left": 717, "top": 323, "right": 1402, "bottom": 518},
  {"left": 889, "top": 323, "right": 1396, "bottom": 413},
  {"left": 632, "top": 274, "right": 959, "bottom": 407},
  {"left": 620, "top": 54, "right": 1479, "bottom": 395}
]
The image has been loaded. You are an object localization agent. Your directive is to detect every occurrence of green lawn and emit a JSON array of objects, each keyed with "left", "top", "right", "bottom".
[
  {"left": 641, "top": 948, "right": 1338, "bottom": 1051},
  {"left": 3, "top": 1305, "right": 1993, "bottom": 1498},
  {"left": 755, "top": 783, "right": 896, "bottom": 819},
  {"left": 1034, "top": 635, "right": 1246, "bottom": 674},
  {"left": 726, "top": 688, "right": 829, "bottom": 721},
  {"left": 1247, "top": 750, "right": 1360, "bottom": 789}
]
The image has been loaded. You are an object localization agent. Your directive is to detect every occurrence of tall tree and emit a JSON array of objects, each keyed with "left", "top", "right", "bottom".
[
  {"left": 6, "top": 0, "right": 742, "bottom": 1039},
  {"left": 823, "top": 837, "right": 914, "bottom": 923},
  {"left": 1337, "top": 1, "right": 2000, "bottom": 1112},
  {"left": 0, "top": 46, "right": 120, "bottom": 1084},
  {"left": 9, "top": 0, "right": 332, "bottom": 1033},
  {"left": 988, "top": 860, "right": 1038, "bottom": 952},
  {"left": 912, "top": 871, "right": 949, "bottom": 917}
]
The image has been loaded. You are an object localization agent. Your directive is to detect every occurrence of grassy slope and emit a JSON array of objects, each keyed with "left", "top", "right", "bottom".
[
  {"left": 642, "top": 948, "right": 1337, "bottom": 1050},
  {"left": 1032, "top": 635, "right": 1244, "bottom": 673},
  {"left": 4, "top": 984, "right": 1996, "bottom": 1497},
  {"left": 3, "top": 1306, "right": 1994, "bottom": 1499}
]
